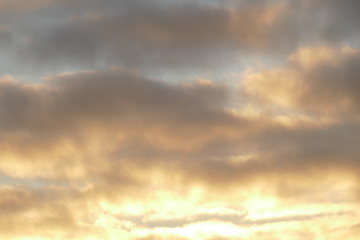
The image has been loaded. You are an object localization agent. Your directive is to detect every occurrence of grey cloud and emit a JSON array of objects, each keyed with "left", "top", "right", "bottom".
[
  {"left": 1, "top": 0, "right": 360, "bottom": 239},
  {"left": 134, "top": 210, "right": 247, "bottom": 228},
  {"left": 1, "top": 0, "right": 359, "bottom": 78},
  {"left": 0, "top": 27, "right": 12, "bottom": 46},
  {"left": 7, "top": 0, "right": 285, "bottom": 75},
  {"left": 303, "top": 0, "right": 360, "bottom": 42},
  {"left": 0, "top": 0, "right": 50, "bottom": 12},
  {"left": 0, "top": 68, "right": 250, "bottom": 179},
  {"left": 135, "top": 118, "right": 360, "bottom": 203},
  {"left": 300, "top": 55, "right": 360, "bottom": 114},
  {"left": 2, "top": 62, "right": 356, "bottom": 204},
  {"left": 2, "top": 68, "right": 356, "bottom": 196},
  {"left": 241, "top": 211, "right": 352, "bottom": 226},
  {"left": 0, "top": 69, "right": 230, "bottom": 132}
]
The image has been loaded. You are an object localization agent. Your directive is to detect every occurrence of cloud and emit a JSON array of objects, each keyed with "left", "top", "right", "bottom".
[
  {"left": 0, "top": 69, "right": 252, "bottom": 179},
  {"left": 0, "top": 0, "right": 50, "bottom": 12},
  {"left": 300, "top": 0, "right": 360, "bottom": 42},
  {"left": 1, "top": 63, "right": 359, "bottom": 203},
  {"left": 9, "top": 0, "right": 285, "bottom": 74},
  {"left": 1, "top": 67, "right": 358, "bottom": 239},
  {"left": 1, "top": 1, "right": 360, "bottom": 239},
  {"left": 0, "top": 186, "right": 87, "bottom": 239},
  {"left": 241, "top": 45, "right": 360, "bottom": 116}
]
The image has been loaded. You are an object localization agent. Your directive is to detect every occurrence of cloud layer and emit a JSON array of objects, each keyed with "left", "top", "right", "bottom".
[{"left": 1, "top": 0, "right": 360, "bottom": 239}]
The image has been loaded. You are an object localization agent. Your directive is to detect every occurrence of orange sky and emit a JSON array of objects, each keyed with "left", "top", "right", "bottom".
[{"left": 0, "top": 0, "right": 360, "bottom": 239}]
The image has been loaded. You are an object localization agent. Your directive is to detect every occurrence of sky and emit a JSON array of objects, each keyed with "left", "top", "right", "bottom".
[{"left": 1, "top": 0, "right": 360, "bottom": 239}]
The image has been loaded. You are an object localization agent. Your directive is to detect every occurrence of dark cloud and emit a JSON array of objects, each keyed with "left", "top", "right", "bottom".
[
  {"left": 0, "top": 0, "right": 359, "bottom": 77},
  {"left": 1, "top": 64, "right": 359, "bottom": 209},
  {"left": 0, "top": 0, "right": 50, "bottom": 12},
  {"left": 0, "top": 27, "right": 12, "bottom": 46},
  {"left": 5, "top": 0, "right": 285, "bottom": 75},
  {"left": 0, "top": 68, "right": 251, "bottom": 179},
  {"left": 1, "top": 64, "right": 359, "bottom": 199},
  {"left": 302, "top": 0, "right": 360, "bottom": 42}
]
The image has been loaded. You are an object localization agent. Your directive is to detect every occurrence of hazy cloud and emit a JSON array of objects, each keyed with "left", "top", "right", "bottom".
[{"left": 1, "top": 0, "right": 360, "bottom": 239}]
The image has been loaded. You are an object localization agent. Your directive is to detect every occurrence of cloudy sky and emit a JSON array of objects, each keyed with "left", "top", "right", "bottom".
[{"left": 1, "top": 0, "right": 360, "bottom": 239}]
